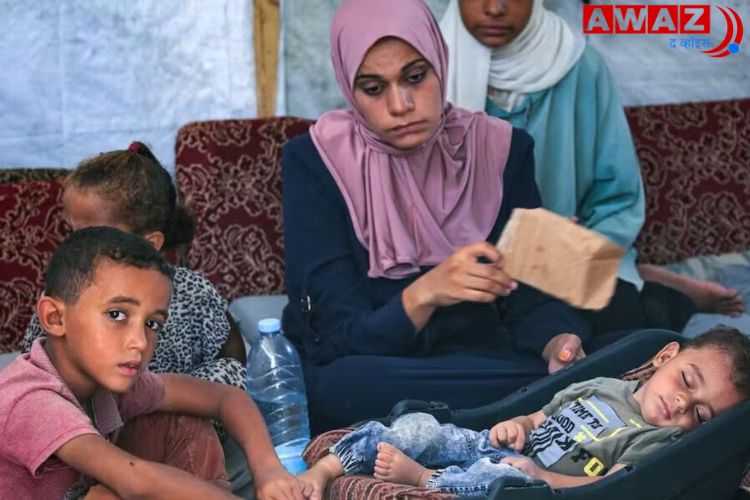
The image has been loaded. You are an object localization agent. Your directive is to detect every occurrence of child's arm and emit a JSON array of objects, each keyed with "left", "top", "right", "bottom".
[
  {"left": 501, "top": 456, "right": 628, "bottom": 488},
  {"left": 56, "top": 434, "right": 238, "bottom": 499},
  {"left": 159, "top": 373, "right": 304, "bottom": 500},
  {"left": 489, "top": 410, "right": 546, "bottom": 451}
]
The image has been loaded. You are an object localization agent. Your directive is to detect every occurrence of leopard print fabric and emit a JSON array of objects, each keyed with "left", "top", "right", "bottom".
[{"left": 22, "top": 267, "right": 246, "bottom": 390}]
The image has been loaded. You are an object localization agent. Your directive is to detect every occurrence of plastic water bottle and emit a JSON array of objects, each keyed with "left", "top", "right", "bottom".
[{"left": 246, "top": 318, "right": 310, "bottom": 474}]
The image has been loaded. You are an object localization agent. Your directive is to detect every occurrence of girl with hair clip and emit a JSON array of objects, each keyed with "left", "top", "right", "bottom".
[
  {"left": 439, "top": 0, "right": 743, "bottom": 335},
  {"left": 23, "top": 142, "right": 246, "bottom": 384},
  {"left": 22, "top": 142, "right": 253, "bottom": 496},
  {"left": 281, "top": 0, "right": 595, "bottom": 434}
]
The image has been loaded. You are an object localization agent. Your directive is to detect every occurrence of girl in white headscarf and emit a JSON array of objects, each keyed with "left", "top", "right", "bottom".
[{"left": 440, "top": 0, "right": 742, "bottom": 334}]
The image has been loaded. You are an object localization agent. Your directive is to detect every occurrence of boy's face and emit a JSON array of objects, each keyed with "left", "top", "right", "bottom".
[
  {"left": 43, "top": 259, "right": 171, "bottom": 399},
  {"left": 633, "top": 343, "right": 742, "bottom": 431}
]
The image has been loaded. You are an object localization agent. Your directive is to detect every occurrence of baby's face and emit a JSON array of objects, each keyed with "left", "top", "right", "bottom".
[{"left": 633, "top": 346, "right": 742, "bottom": 431}]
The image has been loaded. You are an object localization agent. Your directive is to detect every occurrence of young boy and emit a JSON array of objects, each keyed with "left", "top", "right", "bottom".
[
  {"left": 299, "top": 326, "right": 750, "bottom": 498},
  {"left": 0, "top": 227, "right": 305, "bottom": 500}
]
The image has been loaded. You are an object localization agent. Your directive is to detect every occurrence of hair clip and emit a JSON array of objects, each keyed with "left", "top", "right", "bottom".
[{"left": 127, "top": 142, "right": 139, "bottom": 153}]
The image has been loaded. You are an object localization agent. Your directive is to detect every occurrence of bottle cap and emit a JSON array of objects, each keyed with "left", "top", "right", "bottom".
[{"left": 258, "top": 318, "right": 282, "bottom": 335}]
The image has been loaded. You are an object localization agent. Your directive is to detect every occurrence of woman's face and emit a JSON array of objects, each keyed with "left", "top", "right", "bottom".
[
  {"left": 352, "top": 37, "right": 442, "bottom": 151},
  {"left": 459, "top": 0, "right": 533, "bottom": 48}
]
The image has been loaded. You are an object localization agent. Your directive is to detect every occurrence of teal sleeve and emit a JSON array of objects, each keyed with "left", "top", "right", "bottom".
[{"left": 577, "top": 53, "right": 645, "bottom": 253}]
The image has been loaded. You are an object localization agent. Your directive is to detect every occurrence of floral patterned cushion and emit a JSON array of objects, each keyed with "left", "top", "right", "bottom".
[
  {"left": 627, "top": 98, "right": 750, "bottom": 265},
  {"left": 0, "top": 168, "right": 68, "bottom": 185},
  {"left": 174, "top": 117, "right": 313, "bottom": 300},
  {"left": 0, "top": 172, "right": 69, "bottom": 352}
]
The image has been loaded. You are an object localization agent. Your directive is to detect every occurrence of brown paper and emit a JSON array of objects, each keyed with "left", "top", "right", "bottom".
[{"left": 496, "top": 208, "right": 625, "bottom": 310}]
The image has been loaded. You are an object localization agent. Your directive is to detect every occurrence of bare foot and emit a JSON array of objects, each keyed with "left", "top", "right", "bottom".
[
  {"left": 373, "top": 442, "right": 434, "bottom": 487},
  {"left": 298, "top": 454, "right": 343, "bottom": 500},
  {"left": 685, "top": 278, "right": 744, "bottom": 316},
  {"left": 638, "top": 265, "right": 744, "bottom": 317}
]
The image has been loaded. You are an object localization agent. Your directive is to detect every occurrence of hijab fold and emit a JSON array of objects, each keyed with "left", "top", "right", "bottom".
[{"left": 312, "top": 0, "right": 513, "bottom": 279}]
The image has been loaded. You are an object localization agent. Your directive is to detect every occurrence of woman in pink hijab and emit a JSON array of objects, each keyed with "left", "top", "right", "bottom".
[{"left": 281, "top": 0, "right": 590, "bottom": 433}]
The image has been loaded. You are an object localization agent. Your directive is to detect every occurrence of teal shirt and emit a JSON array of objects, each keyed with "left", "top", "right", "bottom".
[{"left": 486, "top": 45, "right": 645, "bottom": 289}]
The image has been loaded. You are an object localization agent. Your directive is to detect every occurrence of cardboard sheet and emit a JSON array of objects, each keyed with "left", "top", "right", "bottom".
[{"left": 496, "top": 208, "right": 625, "bottom": 310}]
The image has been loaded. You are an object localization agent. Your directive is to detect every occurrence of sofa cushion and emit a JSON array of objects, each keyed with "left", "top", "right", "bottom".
[
  {"left": 626, "top": 98, "right": 750, "bottom": 265},
  {"left": 0, "top": 168, "right": 68, "bottom": 186},
  {"left": 175, "top": 117, "right": 313, "bottom": 301},
  {"left": 0, "top": 175, "right": 69, "bottom": 352}
]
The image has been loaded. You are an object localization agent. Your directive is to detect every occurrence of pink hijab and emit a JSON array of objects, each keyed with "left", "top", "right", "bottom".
[{"left": 311, "top": 0, "right": 513, "bottom": 279}]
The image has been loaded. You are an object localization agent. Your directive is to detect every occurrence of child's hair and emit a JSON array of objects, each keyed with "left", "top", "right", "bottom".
[
  {"left": 45, "top": 226, "right": 175, "bottom": 304},
  {"left": 684, "top": 325, "right": 750, "bottom": 400},
  {"left": 66, "top": 142, "right": 195, "bottom": 250}
]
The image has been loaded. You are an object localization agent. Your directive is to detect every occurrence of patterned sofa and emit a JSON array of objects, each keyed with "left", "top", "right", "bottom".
[
  {"left": 1, "top": 100, "right": 750, "bottom": 495},
  {"left": 0, "top": 168, "right": 69, "bottom": 353},
  {"left": 174, "top": 117, "right": 313, "bottom": 303},
  {"left": 627, "top": 99, "right": 750, "bottom": 265},
  {"left": 1, "top": 102, "right": 748, "bottom": 332}
]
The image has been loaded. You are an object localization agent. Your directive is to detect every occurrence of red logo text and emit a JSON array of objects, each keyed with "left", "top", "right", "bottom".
[{"left": 583, "top": 5, "right": 711, "bottom": 34}]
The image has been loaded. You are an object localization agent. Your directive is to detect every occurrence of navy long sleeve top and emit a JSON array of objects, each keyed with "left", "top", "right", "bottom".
[{"left": 281, "top": 129, "right": 590, "bottom": 366}]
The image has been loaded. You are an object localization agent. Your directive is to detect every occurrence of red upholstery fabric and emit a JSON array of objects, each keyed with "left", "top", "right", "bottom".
[
  {"left": 174, "top": 117, "right": 313, "bottom": 300},
  {"left": 0, "top": 174, "right": 69, "bottom": 352},
  {"left": 627, "top": 98, "right": 750, "bottom": 265}
]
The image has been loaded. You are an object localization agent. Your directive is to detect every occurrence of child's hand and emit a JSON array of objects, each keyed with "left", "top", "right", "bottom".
[
  {"left": 489, "top": 420, "right": 527, "bottom": 451},
  {"left": 255, "top": 467, "right": 306, "bottom": 500},
  {"left": 500, "top": 456, "right": 543, "bottom": 480}
]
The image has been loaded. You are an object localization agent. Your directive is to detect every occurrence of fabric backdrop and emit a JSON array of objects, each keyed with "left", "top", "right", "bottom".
[
  {"left": 283, "top": 0, "right": 750, "bottom": 119},
  {"left": 0, "top": 0, "right": 257, "bottom": 172}
]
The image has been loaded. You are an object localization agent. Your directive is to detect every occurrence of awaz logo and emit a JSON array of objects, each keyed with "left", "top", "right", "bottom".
[
  {"left": 583, "top": 4, "right": 744, "bottom": 58},
  {"left": 705, "top": 6, "right": 744, "bottom": 57}
]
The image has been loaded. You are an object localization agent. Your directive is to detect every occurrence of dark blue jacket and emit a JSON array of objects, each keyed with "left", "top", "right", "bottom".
[{"left": 281, "top": 129, "right": 590, "bottom": 366}]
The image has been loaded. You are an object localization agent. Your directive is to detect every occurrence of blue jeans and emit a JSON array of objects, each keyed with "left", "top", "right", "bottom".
[{"left": 330, "top": 413, "right": 531, "bottom": 494}]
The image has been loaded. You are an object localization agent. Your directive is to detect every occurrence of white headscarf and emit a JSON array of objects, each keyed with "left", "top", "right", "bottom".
[{"left": 440, "top": 0, "right": 585, "bottom": 112}]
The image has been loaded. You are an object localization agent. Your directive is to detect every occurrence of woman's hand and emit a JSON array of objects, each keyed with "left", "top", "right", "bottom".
[
  {"left": 543, "top": 333, "right": 585, "bottom": 374},
  {"left": 411, "top": 241, "right": 517, "bottom": 306},
  {"left": 402, "top": 242, "right": 517, "bottom": 329}
]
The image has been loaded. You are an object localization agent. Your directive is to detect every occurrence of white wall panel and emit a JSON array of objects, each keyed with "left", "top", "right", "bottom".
[{"left": 0, "top": 0, "right": 256, "bottom": 171}]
